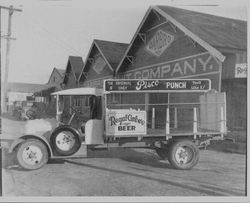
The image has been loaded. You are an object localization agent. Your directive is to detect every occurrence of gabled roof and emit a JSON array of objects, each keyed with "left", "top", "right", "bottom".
[
  {"left": 7, "top": 82, "right": 48, "bottom": 93},
  {"left": 47, "top": 67, "right": 65, "bottom": 84},
  {"left": 68, "top": 56, "right": 84, "bottom": 79},
  {"left": 156, "top": 5, "right": 247, "bottom": 50},
  {"left": 94, "top": 40, "right": 128, "bottom": 70},
  {"left": 116, "top": 5, "right": 247, "bottom": 73},
  {"left": 78, "top": 39, "right": 128, "bottom": 81},
  {"left": 56, "top": 68, "right": 65, "bottom": 77},
  {"left": 62, "top": 56, "right": 84, "bottom": 84}
]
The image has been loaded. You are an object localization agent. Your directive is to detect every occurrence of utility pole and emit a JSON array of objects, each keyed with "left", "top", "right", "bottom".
[
  {"left": 0, "top": 5, "right": 22, "bottom": 113},
  {"left": 0, "top": 8, "right": 2, "bottom": 116}
]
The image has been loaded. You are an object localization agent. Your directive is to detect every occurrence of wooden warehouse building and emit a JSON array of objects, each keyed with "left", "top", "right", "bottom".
[{"left": 80, "top": 6, "right": 247, "bottom": 133}]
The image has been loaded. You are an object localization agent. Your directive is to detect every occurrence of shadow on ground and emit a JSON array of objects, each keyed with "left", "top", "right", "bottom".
[{"left": 87, "top": 147, "right": 172, "bottom": 169}]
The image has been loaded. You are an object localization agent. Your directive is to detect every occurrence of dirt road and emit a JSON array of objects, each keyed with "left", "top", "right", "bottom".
[
  {"left": 1, "top": 117, "right": 247, "bottom": 196},
  {"left": 2, "top": 148, "right": 246, "bottom": 196}
]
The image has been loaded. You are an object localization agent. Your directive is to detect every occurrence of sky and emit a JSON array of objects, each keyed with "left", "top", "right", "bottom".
[{"left": 0, "top": 0, "right": 248, "bottom": 84}]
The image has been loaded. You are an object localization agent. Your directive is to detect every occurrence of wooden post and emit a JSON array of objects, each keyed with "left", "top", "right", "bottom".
[
  {"left": 69, "top": 95, "right": 72, "bottom": 114},
  {"left": 166, "top": 108, "right": 170, "bottom": 135},
  {"left": 220, "top": 106, "right": 225, "bottom": 134},
  {"left": 151, "top": 107, "right": 155, "bottom": 129},
  {"left": 174, "top": 107, "right": 178, "bottom": 128},
  {"left": 145, "top": 93, "right": 149, "bottom": 111},
  {"left": 56, "top": 95, "right": 59, "bottom": 121},
  {"left": 193, "top": 107, "right": 197, "bottom": 133}
]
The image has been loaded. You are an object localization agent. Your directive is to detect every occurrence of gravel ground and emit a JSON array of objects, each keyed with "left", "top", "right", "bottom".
[
  {"left": 1, "top": 117, "right": 247, "bottom": 197},
  {"left": 2, "top": 148, "right": 246, "bottom": 197}
]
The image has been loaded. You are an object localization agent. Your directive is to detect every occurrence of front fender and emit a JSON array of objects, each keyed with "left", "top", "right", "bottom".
[
  {"left": 8, "top": 138, "right": 25, "bottom": 153},
  {"left": 8, "top": 133, "right": 53, "bottom": 157}
]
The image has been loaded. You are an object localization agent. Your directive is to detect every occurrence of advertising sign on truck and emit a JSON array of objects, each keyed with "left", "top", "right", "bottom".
[{"left": 106, "top": 109, "right": 147, "bottom": 136}]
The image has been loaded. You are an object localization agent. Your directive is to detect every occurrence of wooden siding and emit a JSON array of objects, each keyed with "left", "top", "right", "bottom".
[
  {"left": 222, "top": 51, "right": 247, "bottom": 79},
  {"left": 63, "top": 69, "right": 78, "bottom": 89},
  {"left": 84, "top": 57, "right": 113, "bottom": 81},
  {"left": 221, "top": 78, "right": 247, "bottom": 130},
  {"left": 119, "top": 22, "right": 207, "bottom": 73},
  {"left": 80, "top": 47, "right": 114, "bottom": 88},
  {"left": 47, "top": 69, "right": 63, "bottom": 87}
]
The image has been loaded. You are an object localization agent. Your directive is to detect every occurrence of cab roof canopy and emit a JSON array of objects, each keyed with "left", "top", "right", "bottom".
[
  {"left": 116, "top": 5, "right": 247, "bottom": 73},
  {"left": 51, "top": 87, "right": 103, "bottom": 96}
]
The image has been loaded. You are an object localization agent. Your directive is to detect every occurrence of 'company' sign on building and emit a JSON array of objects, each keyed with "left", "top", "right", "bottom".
[{"left": 122, "top": 53, "right": 220, "bottom": 83}]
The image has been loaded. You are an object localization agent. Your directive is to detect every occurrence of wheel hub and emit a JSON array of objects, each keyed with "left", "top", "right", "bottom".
[
  {"left": 22, "top": 146, "right": 42, "bottom": 165},
  {"left": 175, "top": 146, "right": 193, "bottom": 165},
  {"left": 56, "top": 131, "right": 76, "bottom": 151}
]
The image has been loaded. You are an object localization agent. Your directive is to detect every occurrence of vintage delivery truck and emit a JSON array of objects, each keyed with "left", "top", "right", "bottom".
[{"left": 7, "top": 79, "right": 227, "bottom": 170}]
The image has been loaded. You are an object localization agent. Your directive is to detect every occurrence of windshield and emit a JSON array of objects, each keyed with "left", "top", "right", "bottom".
[{"left": 57, "top": 95, "right": 101, "bottom": 127}]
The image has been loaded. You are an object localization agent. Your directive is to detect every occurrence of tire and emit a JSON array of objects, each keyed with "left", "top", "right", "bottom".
[
  {"left": 168, "top": 140, "right": 199, "bottom": 170},
  {"left": 16, "top": 139, "right": 48, "bottom": 170},
  {"left": 50, "top": 126, "right": 81, "bottom": 156}
]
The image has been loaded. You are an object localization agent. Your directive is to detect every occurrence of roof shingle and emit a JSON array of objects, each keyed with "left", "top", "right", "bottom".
[
  {"left": 157, "top": 5, "right": 247, "bottom": 50},
  {"left": 55, "top": 68, "right": 65, "bottom": 77},
  {"left": 68, "top": 56, "right": 84, "bottom": 79},
  {"left": 94, "top": 40, "right": 128, "bottom": 70}
]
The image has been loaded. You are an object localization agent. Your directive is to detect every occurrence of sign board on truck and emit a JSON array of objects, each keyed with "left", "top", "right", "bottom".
[
  {"left": 104, "top": 79, "right": 211, "bottom": 93},
  {"left": 106, "top": 109, "right": 147, "bottom": 136}
]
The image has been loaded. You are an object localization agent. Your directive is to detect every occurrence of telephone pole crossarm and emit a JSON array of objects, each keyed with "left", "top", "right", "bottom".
[{"left": 0, "top": 5, "right": 22, "bottom": 12}]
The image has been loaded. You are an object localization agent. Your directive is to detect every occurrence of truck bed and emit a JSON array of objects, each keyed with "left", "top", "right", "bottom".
[{"left": 108, "top": 128, "right": 224, "bottom": 138}]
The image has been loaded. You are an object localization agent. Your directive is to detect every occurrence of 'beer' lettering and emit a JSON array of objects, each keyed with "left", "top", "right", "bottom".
[{"left": 118, "top": 126, "right": 136, "bottom": 131}]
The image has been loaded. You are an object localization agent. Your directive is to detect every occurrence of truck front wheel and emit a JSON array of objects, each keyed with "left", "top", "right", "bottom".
[
  {"left": 168, "top": 140, "right": 199, "bottom": 170},
  {"left": 16, "top": 139, "right": 48, "bottom": 170}
]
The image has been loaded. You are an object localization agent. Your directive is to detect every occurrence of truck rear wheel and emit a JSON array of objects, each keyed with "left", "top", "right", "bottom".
[
  {"left": 168, "top": 140, "right": 199, "bottom": 170},
  {"left": 16, "top": 139, "right": 48, "bottom": 170}
]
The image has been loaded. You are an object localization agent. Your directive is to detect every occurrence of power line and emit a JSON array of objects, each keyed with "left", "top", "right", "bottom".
[{"left": 22, "top": 14, "right": 84, "bottom": 57}]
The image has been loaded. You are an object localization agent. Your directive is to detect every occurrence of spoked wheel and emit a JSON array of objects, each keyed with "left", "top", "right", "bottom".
[
  {"left": 16, "top": 139, "right": 48, "bottom": 170},
  {"left": 168, "top": 140, "right": 199, "bottom": 170},
  {"left": 56, "top": 131, "right": 76, "bottom": 151},
  {"left": 50, "top": 126, "right": 81, "bottom": 156}
]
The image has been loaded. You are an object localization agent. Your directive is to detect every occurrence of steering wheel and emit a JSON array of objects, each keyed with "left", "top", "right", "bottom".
[{"left": 67, "top": 106, "right": 84, "bottom": 125}]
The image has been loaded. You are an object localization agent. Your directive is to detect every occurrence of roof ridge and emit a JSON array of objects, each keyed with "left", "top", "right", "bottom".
[
  {"left": 156, "top": 5, "right": 247, "bottom": 22},
  {"left": 94, "top": 39, "right": 129, "bottom": 46}
]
